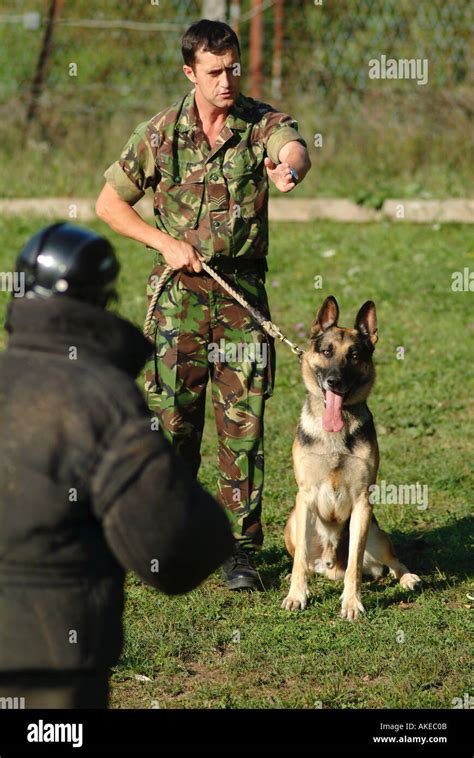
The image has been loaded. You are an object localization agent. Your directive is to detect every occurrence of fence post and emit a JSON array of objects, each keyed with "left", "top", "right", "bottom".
[
  {"left": 230, "top": 0, "right": 240, "bottom": 36},
  {"left": 272, "top": 0, "right": 283, "bottom": 100},
  {"left": 26, "top": 0, "right": 64, "bottom": 126},
  {"left": 202, "top": 0, "right": 227, "bottom": 20},
  {"left": 249, "top": 0, "right": 263, "bottom": 99}
]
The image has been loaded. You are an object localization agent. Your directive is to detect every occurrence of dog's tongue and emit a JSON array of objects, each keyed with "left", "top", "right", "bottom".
[{"left": 323, "top": 390, "right": 344, "bottom": 432}]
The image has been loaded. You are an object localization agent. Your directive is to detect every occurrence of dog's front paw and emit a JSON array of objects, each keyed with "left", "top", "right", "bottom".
[
  {"left": 400, "top": 573, "right": 422, "bottom": 591},
  {"left": 281, "top": 588, "right": 309, "bottom": 611},
  {"left": 340, "top": 592, "right": 365, "bottom": 621}
]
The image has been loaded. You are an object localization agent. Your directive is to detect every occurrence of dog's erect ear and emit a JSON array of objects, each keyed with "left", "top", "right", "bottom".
[
  {"left": 311, "top": 295, "right": 339, "bottom": 338},
  {"left": 355, "top": 301, "right": 378, "bottom": 345}
]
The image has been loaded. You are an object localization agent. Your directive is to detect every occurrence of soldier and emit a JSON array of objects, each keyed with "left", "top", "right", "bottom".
[
  {"left": 0, "top": 222, "right": 234, "bottom": 708},
  {"left": 96, "top": 19, "right": 311, "bottom": 590}
]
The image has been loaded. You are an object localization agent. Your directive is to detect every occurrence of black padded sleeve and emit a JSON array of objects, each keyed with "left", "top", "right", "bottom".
[{"left": 91, "top": 418, "right": 234, "bottom": 594}]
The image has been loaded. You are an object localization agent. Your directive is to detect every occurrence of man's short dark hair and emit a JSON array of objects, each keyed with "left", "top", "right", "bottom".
[{"left": 182, "top": 19, "right": 241, "bottom": 68}]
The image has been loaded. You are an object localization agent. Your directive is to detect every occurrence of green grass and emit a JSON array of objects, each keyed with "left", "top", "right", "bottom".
[{"left": 0, "top": 217, "right": 472, "bottom": 709}]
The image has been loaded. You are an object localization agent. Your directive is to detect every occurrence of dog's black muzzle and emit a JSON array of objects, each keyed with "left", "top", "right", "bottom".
[{"left": 318, "top": 370, "right": 352, "bottom": 397}]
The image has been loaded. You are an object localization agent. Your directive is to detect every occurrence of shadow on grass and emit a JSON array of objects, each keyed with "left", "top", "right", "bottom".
[
  {"left": 257, "top": 516, "right": 474, "bottom": 602},
  {"left": 389, "top": 515, "right": 473, "bottom": 591},
  {"left": 256, "top": 545, "right": 292, "bottom": 591}
]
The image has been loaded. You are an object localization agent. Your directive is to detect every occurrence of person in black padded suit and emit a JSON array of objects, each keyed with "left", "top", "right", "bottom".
[{"left": 0, "top": 222, "right": 233, "bottom": 708}]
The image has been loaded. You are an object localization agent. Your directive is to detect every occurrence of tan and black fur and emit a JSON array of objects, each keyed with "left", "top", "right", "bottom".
[{"left": 282, "top": 296, "right": 421, "bottom": 619}]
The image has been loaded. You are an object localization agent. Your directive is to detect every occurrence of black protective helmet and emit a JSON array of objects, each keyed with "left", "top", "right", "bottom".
[{"left": 15, "top": 222, "right": 120, "bottom": 308}]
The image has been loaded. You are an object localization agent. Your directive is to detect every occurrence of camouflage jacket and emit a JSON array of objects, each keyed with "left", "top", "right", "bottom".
[{"left": 104, "top": 88, "right": 307, "bottom": 262}]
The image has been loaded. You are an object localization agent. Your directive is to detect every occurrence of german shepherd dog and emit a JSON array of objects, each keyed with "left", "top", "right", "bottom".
[{"left": 282, "top": 296, "right": 421, "bottom": 620}]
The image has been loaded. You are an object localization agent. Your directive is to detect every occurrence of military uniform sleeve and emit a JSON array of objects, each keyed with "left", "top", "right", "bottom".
[
  {"left": 103, "top": 120, "right": 160, "bottom": 204},
  {"left": 90, "top": 417, "right": 234, "bottom": 594},
  {"left": 256, "top": 108, "right": 308, "bottom": 165}
]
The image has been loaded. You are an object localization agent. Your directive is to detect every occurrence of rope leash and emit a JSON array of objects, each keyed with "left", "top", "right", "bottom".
[{"left": 143, "top": 256, "right": 305, "bottom": 360}]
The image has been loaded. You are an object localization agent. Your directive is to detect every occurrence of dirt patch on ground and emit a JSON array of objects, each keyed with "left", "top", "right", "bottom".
[
  {"left": 1, "top": 197, "right": 473, "bottom": 223},
  {"left": 110, "top": 656, "right": 238, "bottom": 709}
]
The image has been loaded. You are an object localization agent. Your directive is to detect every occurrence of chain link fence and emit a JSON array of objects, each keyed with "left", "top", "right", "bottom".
[
  {"left": 282, "top": 0, "right": 472, "bottom": 100},
  {"left": 0, "top": 0, "right": 472, "bottom": 198},
  {"left": 2, "top": 1, "right": 471, "bottom": 114}
]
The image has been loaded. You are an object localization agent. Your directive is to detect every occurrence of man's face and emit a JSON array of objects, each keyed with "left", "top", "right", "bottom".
[{"left": 183, "top": 46, "right": 241, "bottom": 109}]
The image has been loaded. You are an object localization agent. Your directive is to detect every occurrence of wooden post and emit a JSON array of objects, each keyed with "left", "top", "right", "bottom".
[
  {"left": 26, "top": 0, "right": 64, "bottom": 125},
  {"left": 249, "top": 0, "right": 263, "bottom": 99},
  {"left": 202, "top": 0, "right": 227, "bottom": 20},
  {"left": 230, "top": 0, "right": 240, "bottom": 37},
  {"left": 272, "top": 0, "right": 283, "bottom": 100}
]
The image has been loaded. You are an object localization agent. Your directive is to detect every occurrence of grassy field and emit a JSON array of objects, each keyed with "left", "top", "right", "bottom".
[{"left": 0, "top": 217, "right": 472, "bottom": 709}]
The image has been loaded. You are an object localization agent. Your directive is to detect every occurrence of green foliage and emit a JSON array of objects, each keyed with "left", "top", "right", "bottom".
[{"left": 0, "top": 0, "right": 472, "bottom": 199}]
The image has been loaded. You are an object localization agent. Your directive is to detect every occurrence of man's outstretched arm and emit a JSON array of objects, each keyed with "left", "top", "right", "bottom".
[
  {"left": 264, "top": 140, "right": 311, "bottom": 193},
  {"left": 278, "top": 140, "right": 312, "bottom": 181}
]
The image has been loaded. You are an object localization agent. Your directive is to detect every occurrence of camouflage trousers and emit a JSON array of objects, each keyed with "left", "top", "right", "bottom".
[{"left": 144, "top": 261, "right": 276, "bottom": 549}]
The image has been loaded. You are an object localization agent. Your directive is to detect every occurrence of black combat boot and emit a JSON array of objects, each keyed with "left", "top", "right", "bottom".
[{"left": 221, "top": 541, "right": 260, "bottom": 590}]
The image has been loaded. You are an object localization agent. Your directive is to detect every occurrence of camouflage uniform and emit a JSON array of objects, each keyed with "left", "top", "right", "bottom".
[{"left": 104, "top": 87, "right": 307, "bottom": 548}]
